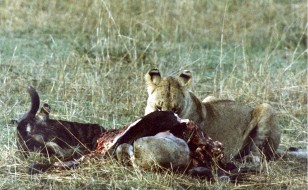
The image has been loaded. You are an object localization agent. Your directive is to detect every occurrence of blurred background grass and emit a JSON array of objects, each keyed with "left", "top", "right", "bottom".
[{"left": 0, "top": 0, "right": 307, "bottom": 189}]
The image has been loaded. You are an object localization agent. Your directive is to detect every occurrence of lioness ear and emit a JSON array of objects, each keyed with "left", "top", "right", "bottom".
[
  {"left": 145, "top": 69, "right": 162, "bottom": 93},
  {"left": 179, "top": 70, "right": 192, "bottom": 87}
]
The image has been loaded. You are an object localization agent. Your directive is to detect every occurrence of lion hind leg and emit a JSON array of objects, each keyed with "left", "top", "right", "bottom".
[{"left": 244, "top": 103, "right": 281, "bottom": 161}]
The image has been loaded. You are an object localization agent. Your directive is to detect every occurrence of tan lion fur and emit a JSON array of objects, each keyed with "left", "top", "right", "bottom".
[{"left": 145, "top": 69, "right": 281, "bottom": 162}]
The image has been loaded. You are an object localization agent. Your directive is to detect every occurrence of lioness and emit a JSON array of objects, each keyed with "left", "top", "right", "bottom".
[{"left": 145, "top": 69, "right": 281, "bottom": 162}]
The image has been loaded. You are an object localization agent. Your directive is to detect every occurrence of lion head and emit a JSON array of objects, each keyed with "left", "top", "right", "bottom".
[{"left": 144, "top": 69, "right": 193, "bottom": 116}]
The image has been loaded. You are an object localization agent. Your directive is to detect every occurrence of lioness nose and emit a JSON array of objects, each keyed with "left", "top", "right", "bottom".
[
  {"left": 171, "top": 108, "right": 177, "bottom": 113},
  {"left": 164, "top": 107, "right": 177, "bottom": 113}
]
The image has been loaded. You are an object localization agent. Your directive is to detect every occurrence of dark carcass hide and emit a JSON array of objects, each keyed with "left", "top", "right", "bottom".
[{"left": 17, "top": 86, "right": 105, "bottom": 160}]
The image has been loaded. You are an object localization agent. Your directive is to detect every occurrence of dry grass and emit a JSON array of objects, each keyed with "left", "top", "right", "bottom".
[{"left": 0, "top": 0, "right": 307, "bottom": 189}]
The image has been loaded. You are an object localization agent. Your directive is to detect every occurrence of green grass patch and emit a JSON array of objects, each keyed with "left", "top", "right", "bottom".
[{"left": 0, "top": 0, "right": 307, "bottom": 189}]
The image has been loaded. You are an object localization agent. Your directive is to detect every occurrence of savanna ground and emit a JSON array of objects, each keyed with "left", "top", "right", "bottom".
[{"left": 0, "top": 0, "right": 307, "bottom": 189}]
